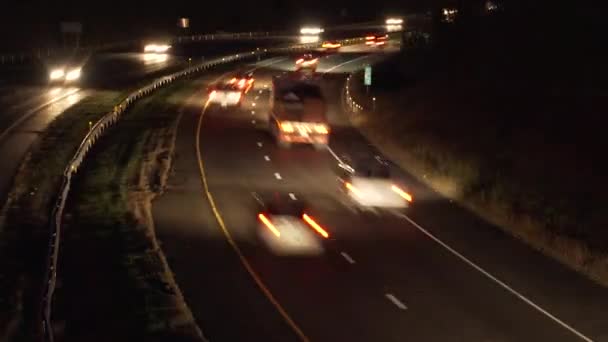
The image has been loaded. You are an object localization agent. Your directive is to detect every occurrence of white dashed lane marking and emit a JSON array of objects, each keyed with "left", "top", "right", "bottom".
[
  {"left": 274, "top": 172, "right": 282, "bottom": 180},
  {"left": 257, "top": 142, "right": 263, "bottom": 147},
  {"left": 385, "top": 293, "right": 408, "bottom": 310},
  {"left": 289, "top": 193, "right": 297, "bottom": 200},
  {"left": 341, "top": 252, "right": 356, "bottom": 264},
  {"left": 264, "top": 155, "right": 270, "bottom": 161}
]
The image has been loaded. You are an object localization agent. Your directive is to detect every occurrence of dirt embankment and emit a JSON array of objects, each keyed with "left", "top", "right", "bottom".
[{"left": 347, "top": 63, "right": 608, "bottom": 287}]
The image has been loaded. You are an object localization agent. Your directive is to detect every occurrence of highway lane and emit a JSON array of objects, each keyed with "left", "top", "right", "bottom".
[
  {"left": 153, "top": 47, "right": 608, "bottom": 342},
  {"left": 199, "top": 64, "right": 597, "bottom": 341},
  {"left": 0, "top": 51, "right": 189, "bottom": 202}
]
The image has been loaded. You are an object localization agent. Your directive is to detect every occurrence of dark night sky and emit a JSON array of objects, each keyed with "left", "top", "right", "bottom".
[{"left": 0, "top": 0, "right": 431, "bottom": 51}]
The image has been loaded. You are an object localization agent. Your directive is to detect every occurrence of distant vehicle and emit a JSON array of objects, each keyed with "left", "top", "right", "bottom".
[
  {"left": 229, "top": 72, "right": 255, "bottom": 93},
  {"left": 144, "top": 44, "right": 171, "bottom": 53},
  {"left": 295, "top": 54, "right": 318, "bottom": 72},
  {"left": 256, "top": 192, "right": 330, "bottom": 240},
  {"left": 335, "top": 155, "right": 413, "bottom": 209},
  {"left": 207, "top": 82, "right": 243, "bottom": 107},
  {"left": 268, "top": 72, "right": 329, "bottom": 149},
  {"left": 321, "top": 40, "right": 342, "bottom": 52},
  {"left": 365, "top": 34, "right": 388, "bottom": 47},
  {"left": 48, "top": 65, "right": 82, "bottom": 84}
]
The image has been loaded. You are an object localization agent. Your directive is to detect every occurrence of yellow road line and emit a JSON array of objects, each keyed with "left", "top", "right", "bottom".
[{"left": 195, "top": 102, "right": 310, "bottom": 342}]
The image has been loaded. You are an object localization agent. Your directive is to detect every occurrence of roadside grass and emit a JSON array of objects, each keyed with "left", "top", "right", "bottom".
[
  {"left": 55, "top": 79, "right": 204, "bottom": 341},
  {"left": 0, "top": 90, "right": 123, "bottom": 339},
  {"left": 349, "top": 53, "right": 608, "bottom": 286}
]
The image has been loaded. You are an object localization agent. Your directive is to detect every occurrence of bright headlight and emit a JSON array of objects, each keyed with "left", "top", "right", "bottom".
[
  {"left": 65, "top": 68, "right": 81, "bottom": 81},
  {"left": 144, "top": 44, "right": 158, "bottom": 52},
  {"left": 50, "top": 69, "right": 65, "bottom": 80}
]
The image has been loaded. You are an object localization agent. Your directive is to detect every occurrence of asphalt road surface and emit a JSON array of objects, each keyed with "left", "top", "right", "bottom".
[
  {"left": 0, "top": 51, "right": 188, "bottom": 201},
  {"left": 152, "top": 47, "right": 608, "bottom": 342}
]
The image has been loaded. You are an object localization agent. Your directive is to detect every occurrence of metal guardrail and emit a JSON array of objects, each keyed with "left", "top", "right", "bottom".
[
  {"left": 344, "top": 72, "right": 368, "bottom": 113},
  {"left": 39, "top": 36, "right": 365, "bottom": 341}
]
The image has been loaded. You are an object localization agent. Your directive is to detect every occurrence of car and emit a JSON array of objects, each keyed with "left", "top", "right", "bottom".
[
  {"left": 321, "top": 40, "right": 341, "bottom": 52},
  {"left": 48, "top": 65, "right": 82, "bottom": 84},
  {"left": 365, "top": 34, "right": 388, "bottom": 48},
  {"left": 335, "top": 155, "right": 413, "bottom": 209},
  {"left": 295, "top": 54, "right": 318, "bottom": 72},
  {"left": 207, "top": 82, "right": 243, "bottom": 107},
  {"left": 256, "top": 193, "right": 330, "bottom": 239},
  {"left": 229, "top": 71, "right": 255, "bottom": 93}
]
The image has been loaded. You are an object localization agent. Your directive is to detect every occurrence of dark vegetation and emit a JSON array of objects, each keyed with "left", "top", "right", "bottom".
[{"left": 353, "top": 2, "right": 608, "bottom": 280}]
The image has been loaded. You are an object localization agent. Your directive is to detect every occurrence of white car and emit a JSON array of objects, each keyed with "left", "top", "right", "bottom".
[
  {"left": 207, "top": 83, "right": 243, "bottom": 107},
  {"left": 336, "top": 156, "right": 413, "bottom": 210}
]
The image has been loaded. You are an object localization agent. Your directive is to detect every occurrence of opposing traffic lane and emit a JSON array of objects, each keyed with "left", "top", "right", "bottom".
[{"left": 0, "top": 50, "right": 186, "bottom": 201}]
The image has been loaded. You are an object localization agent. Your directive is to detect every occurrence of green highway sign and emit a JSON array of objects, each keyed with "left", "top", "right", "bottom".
[{"left": 364, "top": 66, "right": 372, "bottom": 86}]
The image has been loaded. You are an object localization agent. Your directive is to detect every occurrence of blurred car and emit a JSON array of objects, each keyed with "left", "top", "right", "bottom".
[
  {"left": 335, "top": 155, "right": 413, "bottom": 209},
  {"left": 48, "top": 65, "right": 82, "bottom": 84},
  {"left": 321, "top": 40, "right": 342, "bottom": 52},
  {"left": 207, "top": 82, "right": 243, "bottom": 107},
  {"left": 229, "top": 71, "right": 255, "bottom": 93},
  {"left": 257, "top": 193, "right": 330, "bottom": 239},
  {"left": 144, "top": 44, "right": 171, "bottom": 53},
  {"left": 295, "top": 54, "right": 318, "bottom": 72},
  {"left": 365, "top": 34, "right": 388, "bottom": 48}
]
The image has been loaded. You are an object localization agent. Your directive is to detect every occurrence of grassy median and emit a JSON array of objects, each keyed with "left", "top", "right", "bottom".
[
  {"left": 53, "top": 79, "right": 207, "bottom": 341},
  {"left": 0, "top": 90, "right": 124, "bottom": 340}
]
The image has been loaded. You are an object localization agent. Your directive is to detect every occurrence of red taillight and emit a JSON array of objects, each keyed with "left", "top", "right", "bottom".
[
  {"left": 302, "top": 214, "right": 329, "bottom": 238},
  {"left": 391, "top": 185, "right": 413, "bottom": 202},
  {"left": 280, "top": 121, "right": 294, "bottom": 133},
  {"left": 229, "top": 78, "right": 237, "bottom": 84},
  {"left": 366, "top": 36, "right": 375, "bottom": 40},
  {"left": 247, "top": 78, "right": 254, "bottom": 84},
  {"left": 296, "top": 58, "right": 304, "bottom": 64},
  {"left": 313, "top": 123, "right": 329, "bottom": 134},
  {"left": 345, "top": 182, "right": 362, "bottom": 196},
  {"left": 258, "top": 213, "right": 281, "bottom": 237}
]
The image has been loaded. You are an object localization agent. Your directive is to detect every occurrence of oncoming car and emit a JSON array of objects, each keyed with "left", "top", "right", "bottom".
[
  {"left": 336, "top": 155, "right": 413, "bottom": 210},
  {"left": 295, "top": 54, "right": 318, "bottom": 72},
  {"left": 48, "top": 65, "right": 82, "bottom": 84},
  {"left": 207, "top": 82, "right": 243, "bottom": 107}
]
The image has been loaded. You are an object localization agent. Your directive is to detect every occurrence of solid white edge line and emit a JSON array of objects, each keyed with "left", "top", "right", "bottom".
[
  {"left": 264, "top": 155, "right": 270, "bottom": 161},
  {"left": 274, "top": 172, "right": 282, "bottom": 180},
  {"left": 395, "top": 213, "right": 594, "bottom": 342},
  {"left": 385, "top": 293, "right": 407, "bottom": 310},
  {"left": 340, "top": 252, "right": 356, "bottom": 264},
  {"left": 0, "top": 88, "right": 84, "bottom": 142},
  {"left": 289, "top": 193, "right": 297, "bottom": 200},
  {"left": 325, "top": 146, "right": 344, "bottom": 165}
]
